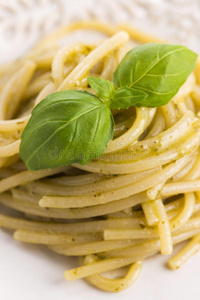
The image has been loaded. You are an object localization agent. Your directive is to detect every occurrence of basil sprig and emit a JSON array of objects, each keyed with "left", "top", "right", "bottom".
[{"left": 20, "top": 43, "right": 197, "bottom": 170}]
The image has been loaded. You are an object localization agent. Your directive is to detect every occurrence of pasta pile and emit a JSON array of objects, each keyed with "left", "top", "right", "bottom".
[{"left": 0, "top": 21, "right": 200, "bottom": 293}]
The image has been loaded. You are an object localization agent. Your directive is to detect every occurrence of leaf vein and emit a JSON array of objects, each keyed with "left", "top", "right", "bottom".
[
  {"left": 25, "top": 104, "right": 104, "bottom": 165},
  {"left": 130, "top": 47, "right": 185, "bottom": 87}
]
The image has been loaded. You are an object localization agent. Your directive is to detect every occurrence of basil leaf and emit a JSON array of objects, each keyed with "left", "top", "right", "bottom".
[
  {"left": 88, "top": 76, "right": 115, "bottom": 101},
  {"left": 20, "top": 90, "right": 114, "bottom": 171},
  {"left": 110, "top": 87, "right": 147, "bottom": 110},
  {"left": 113, "top": 43, "right": 198, "bottom": 107}
]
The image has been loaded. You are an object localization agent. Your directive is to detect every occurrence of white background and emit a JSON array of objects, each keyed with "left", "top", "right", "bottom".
[
  {"left": 1, "top": 223, "right": 200, "bottom": 300},
  {"left": 0, "top": 0, "right": 200, "bottom": 299}
]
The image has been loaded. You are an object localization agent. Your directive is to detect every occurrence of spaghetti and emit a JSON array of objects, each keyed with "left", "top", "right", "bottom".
[{"left": 0, "top": 21, "right": 200, "bottom": 293}]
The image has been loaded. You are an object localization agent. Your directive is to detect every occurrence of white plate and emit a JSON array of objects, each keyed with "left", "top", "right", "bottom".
[{"left": 1, "top": 218, "right": 200, "bottom": 300}]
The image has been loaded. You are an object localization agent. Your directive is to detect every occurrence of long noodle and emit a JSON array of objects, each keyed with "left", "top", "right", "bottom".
[{"left": 0, "top": 21, "right": 200, "bottom": 293}]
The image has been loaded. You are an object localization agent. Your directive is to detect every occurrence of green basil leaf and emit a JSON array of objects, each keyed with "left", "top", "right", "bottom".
[
  {"left": 113, "top": 43, "right": 198, "bottom": 107},
  {"left": 88, "top": 76, "right": 115, "bottom": 101},
  {"left": 20, "top": 90, "right": 114, "bottom": 171},
  {"left": 110, "top": 87, "right": 148, "bottom": 110}
]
